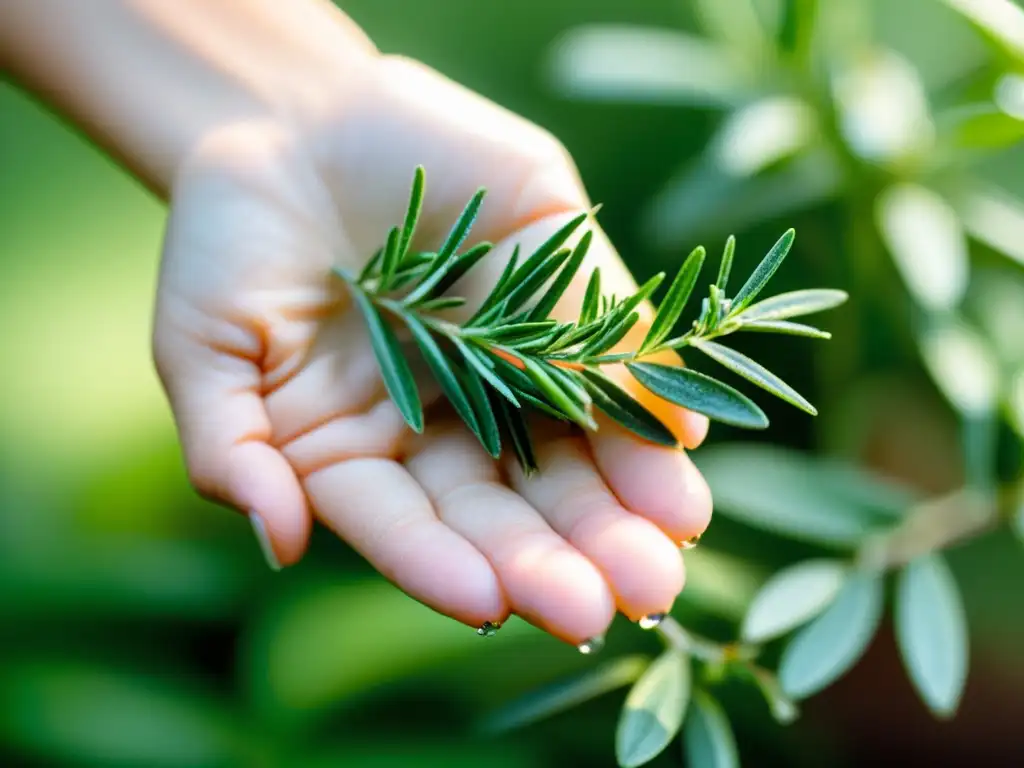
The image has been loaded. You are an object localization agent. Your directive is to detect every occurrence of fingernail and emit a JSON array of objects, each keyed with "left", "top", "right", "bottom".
[
  {"left": 680, "top": 535, "right": 701, "bottom": 550},
  {"left": 577, "top": 635, "right": 605, "bottom": 655},
  {"left": 477, "top": 621, "right": 502, "bottom": 638},
  {"left": 638, "top": 613, "right": 666, "bottom": 630},
  {"left": 249, "top": 512, "right": 281, "bottom": 572}
]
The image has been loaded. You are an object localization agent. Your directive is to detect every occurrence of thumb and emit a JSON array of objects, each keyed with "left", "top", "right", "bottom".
[{"left": 152, "top": 319, "right": 311, "bottom": 570}]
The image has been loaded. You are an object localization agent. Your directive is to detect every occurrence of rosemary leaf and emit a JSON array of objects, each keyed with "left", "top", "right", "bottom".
[
  {"left": 731, "top": 228, "right": 796, "bottom": 313},
  {"left": 626, "top": 362, "right": 768, "bottom": 429},
  {"left": 349, "top": 289, "right": 423, "bottom": 433},
  {"left": 580, "top": 369, "right": 678, "bottom": 447},
  {"left": 641, "top": 245, "right": 705, "bottom": 354},
  {"left": 692, "top": 338, "right": 817, "bottom": 415},
  {"left": 717, "top": 235, "right": 736, "bottom": 292},
  {"left": 731, "top": 289, "right": 849, "bottom": 323},
  {"left": 528, "top": 230, "right": 593, "bottom": 321}
]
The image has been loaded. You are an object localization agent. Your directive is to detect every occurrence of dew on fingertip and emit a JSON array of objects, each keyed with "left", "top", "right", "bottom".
[
  {"left": 680, "top": 535, "right": 701, "bottom": 550},
  {"left": 577, "top": 635, "right": 605, "bottom": 655},
  {"left": 638, "top": 613, "right": 666, "bottom": 630},
  {"left": 477, "top": 621, "right": 502, "bottom": 638}
]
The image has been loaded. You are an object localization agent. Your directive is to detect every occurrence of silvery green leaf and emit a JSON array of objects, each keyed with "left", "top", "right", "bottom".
[
  {"left": 938, "top": 0, "right": 1024, "bottom": 62},
  {"left": 693, "top": 0, "right": 773, "bottom": 60},
  {"left": 728, "top": 227, "right": 796, "bottom": 315},
  {"left": 741, "top": 559, "right": 850, "bottom": 644},
  {"left": 918, "top": 317, "right": 1000, "bottom": 417},
  {"left": 692, "top": 339, "right": 817, "bottom": 415},
  {"left": 480, "top": 655, "right": 650, "bottom": 735},
  {"left": 876, "top": 183, "right": 969, "bottom": 313},
  {"left": 616, "top": 649, "right": 691, "bottom": 768},
  {"left": 894, "top": 554, "right": 969, "bottom": 718},
  {"left": 627, "top": 363, "right": 769, "bottom": 429},
  {"left": 693, "top": 443, "right": 915, "bottom": 547},
  {"left": 778, "top": 572, "right": 885, "bottom": 699},
  {"left": 547, "top": 25, "right": 752, "bottom": 108},
  {"left": 682, "top": 690, "right": 739, "bottom": 768},
  {"left": 742, "top": 665, "right": 799, "bottom": 724},
  {"left": 939, "top": 103, "right": 1024, "bottom": 150},
  {"left": 737, "top": 320, "right": 832, "bottom": 339},
  {"left": 731, "top": 289, "right": 849, "bottom": 323},
  {"left": 954, "top": 183, "right": 1024, "bottom": 269},
  {"left": 643, "top": 148, "right": 842, "bottom": 251}
]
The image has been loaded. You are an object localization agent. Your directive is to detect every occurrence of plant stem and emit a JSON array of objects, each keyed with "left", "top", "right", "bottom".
[{"left": 857, "top": 482, "right": 1018, "bottom": 571}]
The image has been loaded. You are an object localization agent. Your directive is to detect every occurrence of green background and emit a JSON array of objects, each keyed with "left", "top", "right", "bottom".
[{"left": 2, "top": 0, "right": 1023, "bottom": 766}]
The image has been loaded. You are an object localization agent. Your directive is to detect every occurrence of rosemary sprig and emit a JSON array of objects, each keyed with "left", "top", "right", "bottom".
[{"left": 333, "top": 166, "right": 848, "bottom": 474}]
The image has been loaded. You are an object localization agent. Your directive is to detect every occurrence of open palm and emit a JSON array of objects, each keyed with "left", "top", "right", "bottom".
[{"left": 154, "top": 56, "right": 712, "bottom": 647}]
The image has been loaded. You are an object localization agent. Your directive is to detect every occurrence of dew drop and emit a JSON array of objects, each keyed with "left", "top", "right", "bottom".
[
  {"left": 638, "top": 613, "right": 666, "bottom": 630},
  {"left": 577, "top": 635, "right": 605, "bottom": 655},
  {"left": 680, "top": 535, "right": 701, "bottom": 550},
  {"left": 476, "top": 621, "right": 502, "bottom": 638}
]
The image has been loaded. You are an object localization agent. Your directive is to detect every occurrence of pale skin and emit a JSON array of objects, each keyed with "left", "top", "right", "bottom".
[{"left": 1, "top": 0, "right": 714, "bottom": 648}]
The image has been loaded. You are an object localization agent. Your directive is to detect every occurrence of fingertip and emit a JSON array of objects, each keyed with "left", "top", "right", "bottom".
[
  {"left": 590, "top": 416, "right": 714, "bottom": 543},
  {"left": 228, "top": 441, "right": 312, "bottom": 569}
]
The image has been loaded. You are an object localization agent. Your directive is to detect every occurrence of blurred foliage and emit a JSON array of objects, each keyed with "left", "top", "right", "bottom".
[{"left": 2, "top": 0, "right": 1024, "bottom": 766}]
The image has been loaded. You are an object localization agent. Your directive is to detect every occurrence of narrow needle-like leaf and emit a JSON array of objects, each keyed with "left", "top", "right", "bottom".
[
  {"left": 627, "top": 362, "right": 769, "bottom": 429},
  {"left": 504, "top": 248, "right": 574, "bottom": 315},
  {"left": 580, "top": 268, "right": 602, "bottom": 325},
  {"left": 717, "top": 235, "right": 736, "bottom": 292},
  {"left": 731, "top": 288, "right": 849, "bottom": 323},
  {"left": 450, "top": 336, "right": 520, "bottom": 407},
  {"left": 436, "top": 188, "right": 485, "bottom": 264},
  {"left": 471, "top": 245, "right": 521, "bottom": 322},
  {"left": 521, "top": 357, "right": 594, "bottom": 428},
  {"left": 358, "top": 247, "right": 383, "bottom": 284},
  {"left": 738, "top": 320, "right": 832, "bottom": 339},
  {"left": 579, "top": 369, "right": 678, "bottom": 447},
  {"left": 423, "top": 241, "right": 494, "bottom": 300},
  {"left": 640, "top": 245, "right": 705, "bottom": 354},
  {"left": 528, "top": 230, "right": 593, "bottom": 321},
  {"left": 692, "top": 339, "right": 817, "bottom": 415},
  {"left": 455, "top": 359, "right": 502, "bottom": 458},
  {"left": 379, "top": 227, "right": 402, "bottom": 290},
  {"left": 403, "top": 313, "right": 480, "bottom": 438},
  {"left": 496, "top": 396, "right": 538, "bottom": 475},
  {"left": 730, "top": 228, "right": 796, "bottom": 313},
  {"left": 398, "top": 165, "right": 426, "bottom": 259},
  {"left": 349, "top": 290, "right": 423, "bottom": 432}
]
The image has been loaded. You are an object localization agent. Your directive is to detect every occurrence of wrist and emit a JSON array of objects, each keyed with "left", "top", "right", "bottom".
[{"left": 1, "top": 0, "right": 378, "bottom": 198}]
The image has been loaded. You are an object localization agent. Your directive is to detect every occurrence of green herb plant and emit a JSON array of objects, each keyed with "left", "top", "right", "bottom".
[
  {"left": 334, "top": 165, "right": 848, "bottom": 476},
  {"left": 332, "top": 166, "right": 848, "bottom": 768}
]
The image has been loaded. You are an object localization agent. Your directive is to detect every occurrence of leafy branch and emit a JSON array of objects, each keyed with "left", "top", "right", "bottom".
[{"left": 333, "top": 166, "right": 848, "bottom": 473}]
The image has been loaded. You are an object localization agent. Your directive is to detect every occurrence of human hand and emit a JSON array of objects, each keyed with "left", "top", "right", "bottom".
[{"left": 153, "top": 52, "right": 714, "bottom": 648}]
